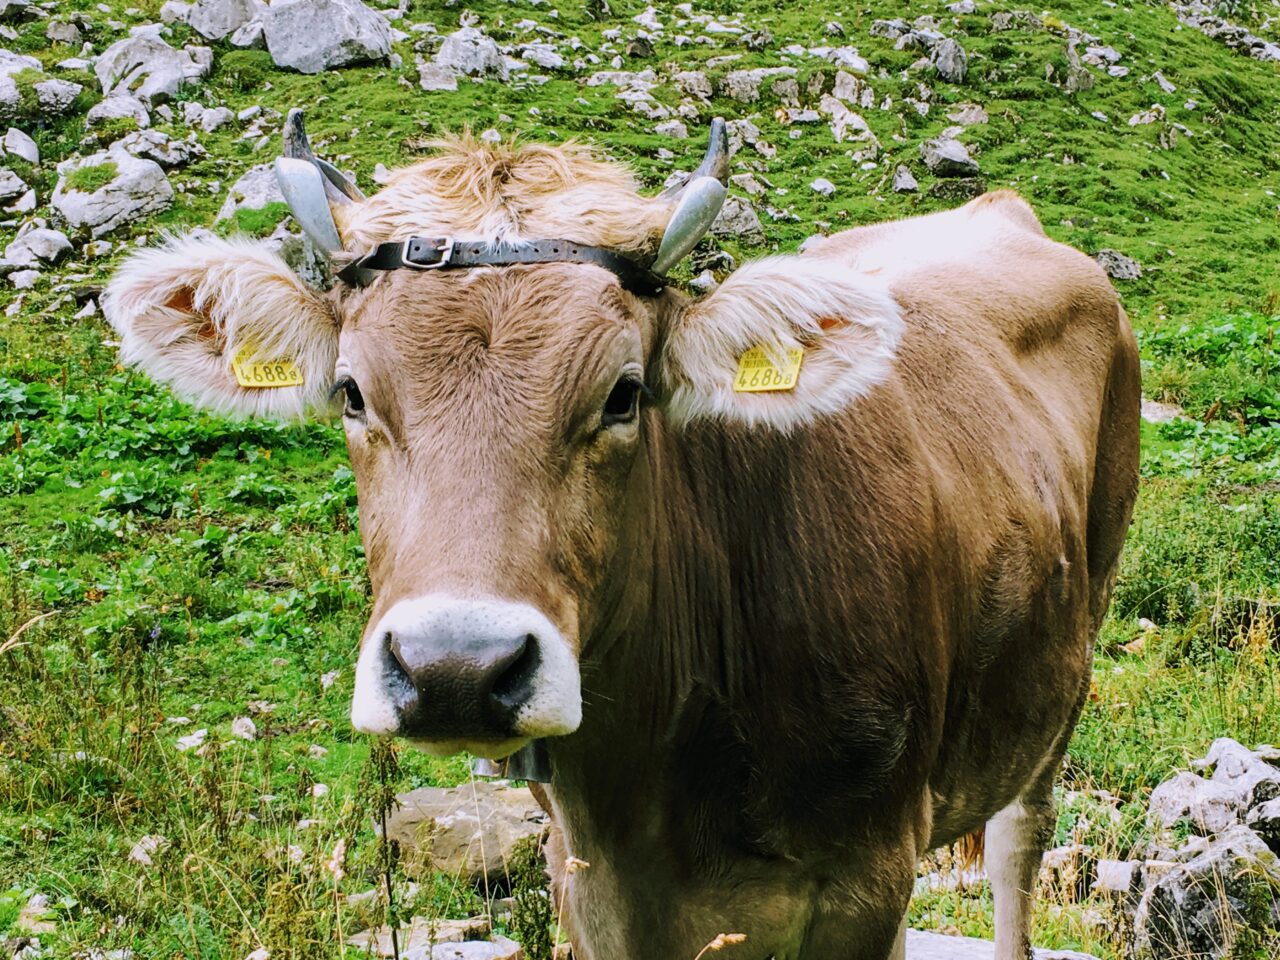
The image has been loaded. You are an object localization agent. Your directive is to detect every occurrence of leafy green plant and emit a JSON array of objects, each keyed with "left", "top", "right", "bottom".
[{"left": 63, "top": 160, "right": 119, "bottom": 193}]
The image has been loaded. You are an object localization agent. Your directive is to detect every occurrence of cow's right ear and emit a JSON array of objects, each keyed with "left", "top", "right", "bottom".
[{"left": 103, "top": 232, "right": 340, "bottom": 420}]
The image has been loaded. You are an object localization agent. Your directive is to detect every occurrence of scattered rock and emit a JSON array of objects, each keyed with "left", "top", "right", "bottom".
[
  {"left": 231, "top": 716, "right": 256, "bottom": 741},
  {"left": 810, "top": 177, "right": 835, "bottom": 196},
  {"left": 904, "top": 930, "right": 1098, "bottom": 959},
  {"left": 230, "top": 18, "right": 266, "bottom": 49},
  {"left": 85, "top": 94, "right": 151, "bottom": 131},
  {"left": 200, "top": 106, "right": 234, "bottom": 133},
  {"left": 216, "top": 162, "right": 285, "bottom": 222},
  {"left": 711, "top": 195, "right": 765, "bottom": 245},
  {"left": 47, "top": 20, "right": 83, "bottom": 45},
  {"left": 927, "top": 177, "right": 987, "bottom": 201},
  {"left": 116, "top": 130, "right": 205, "bottom": 168},
  {"left": 171, "top": 727, "right": 207, "bottom": 751},
  {"left": 383, "top": 781, "right": 549, "bottom": 885},
  {"left": 893, "top": 165, "right": 918, "bottom": 193},
  {"left": 95, "top": 35, "right": 211, "bottom": 105},
  {"left": 1133, "top": 824, "right": 1280, "bottom": 960},
  {"left": 932, "top": 38, "right": 968, "bottom": 83},
  {"left": 1094, "top": 248, "right": 1142, "bottom": 280},
  {"left": 263, "top": 0, "right": 392, "bottom": 74},
  {"left": 128, "top": 834, "right": 169, "bottom": 867},
  {"left": 416, "top": 58, "right": 458, "bottom": 92},
  {"left": 0, "top": 166, "right": 25, "bottom": 202},
  {"left": 9, "top": 267, "right": 38, "bottom": 289},
  {"left": 921, "top": 137, "right": 979, "bottom": 176},
  {"left": 4, "top": 227, "right": 71, "bottom": 266},
  {"left": 1246, "top": 797, "right": 1280, "bottom": 853},
  {"left": 719, "top": 67, "right": 796, "bottom": 104},
  {"left": 160, "top": 0, "right": 192, "bottom": 24},
  {"left": 1141, "top": 398, "right": 1185, "bottom": 424},
  {"left": 347, "top": 916, "right": 491, "bottom": 956},
  {"left": 2, "top": 126, "right": 36, "bottom": 163},
  {"left": 654, "top": 119, "right": 688, "bottom": 139},
  {"left": 188, "top": 0, "right": 259, "bottom": 41},
  {"left": 53, "top": 146, "right": 174, "bottom": 238},
  {"left": 434, "top": 26, "right": 508, "bottom": 80},
  {"left": 673, "top": 70, "right": 711, "bottom": 99}
]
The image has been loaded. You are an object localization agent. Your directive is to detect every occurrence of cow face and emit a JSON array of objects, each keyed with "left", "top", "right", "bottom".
[{"left": 103, "top": 145, "right": 902, "bottom": 758}]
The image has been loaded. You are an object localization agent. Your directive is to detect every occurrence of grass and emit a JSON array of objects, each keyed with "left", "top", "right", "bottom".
[
  {"left": 1, "top": 0, "right": 1279, "bottom": 955},
  {"left": 61, "top": 160, "right": 119, "bottom": 194}
]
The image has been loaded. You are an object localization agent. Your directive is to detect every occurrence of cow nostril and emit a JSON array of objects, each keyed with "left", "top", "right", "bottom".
[{"left": 490, "top": 634, "right": 542, "bottom": 711}]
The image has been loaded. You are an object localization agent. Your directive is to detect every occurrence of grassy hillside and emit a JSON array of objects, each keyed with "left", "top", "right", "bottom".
[{"left": 0, "top": 0, "right": 1277, "bottom": 956}]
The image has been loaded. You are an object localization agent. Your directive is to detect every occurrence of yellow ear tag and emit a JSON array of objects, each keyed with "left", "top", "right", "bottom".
[
  {"left": 733, "top": 346, "right": 804, "bottom": 393},
  {"left": 231, "top": 342, "right": 304, "bottom": 389}
]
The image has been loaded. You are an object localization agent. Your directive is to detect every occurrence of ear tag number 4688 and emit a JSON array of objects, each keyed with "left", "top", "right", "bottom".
[
  {"left": 232, "top": 343, "right": 304, "bottom": 389},
  {"left": 733, "top": 346, "right": 804, "bottom": 393}
]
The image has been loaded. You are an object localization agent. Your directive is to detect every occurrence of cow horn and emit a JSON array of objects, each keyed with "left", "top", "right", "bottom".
[
  {"left": 659, "top": 117, "right": 729, "bottom": 199},
  {"left": 651, "top": 176, "right": 727, "bottom": 276},
  {"left": 274, "top": 109, "right": 364, "bottom": 255}
]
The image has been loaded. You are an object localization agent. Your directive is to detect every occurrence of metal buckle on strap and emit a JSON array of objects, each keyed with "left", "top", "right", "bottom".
[{"left": 401, "top": 237, "right": 454, "bottom": 269}]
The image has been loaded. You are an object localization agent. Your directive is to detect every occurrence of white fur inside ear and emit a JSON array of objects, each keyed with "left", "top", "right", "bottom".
[
  {"left": 661, "top": 256, "right": 905, "bottom": 431},
  {"left": 102, "top": 232, "right": 339, "bottom": 420}
]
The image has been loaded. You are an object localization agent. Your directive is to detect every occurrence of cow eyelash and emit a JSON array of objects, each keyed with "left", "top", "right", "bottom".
[{"left": 329, "top": 376, "right": 365, "bottom": 416}]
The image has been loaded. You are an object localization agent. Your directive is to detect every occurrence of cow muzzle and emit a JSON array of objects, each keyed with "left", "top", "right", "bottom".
[{"left": 350, "top": 595, "right": 582, "bottom": 757}]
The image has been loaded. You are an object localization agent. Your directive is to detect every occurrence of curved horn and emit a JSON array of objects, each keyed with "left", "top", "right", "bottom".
[
  {"left": 283, "top": 108, "right": 366, "bottom": 204},
  {"left": 659, "top": 116, "right": 729, "bottom": 200},
  {"left": 274, "top": 157, "right": 343, "bottom": 254},
  {"left": 651, "top": 175, "right": 727, "bottom": 275}
]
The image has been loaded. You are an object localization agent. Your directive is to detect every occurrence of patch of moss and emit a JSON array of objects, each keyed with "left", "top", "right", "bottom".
[
  {"left": 228, "top": 201, "right": 291, "bottom": 239},
  {"left": 10, "top": 67, "right": 47, "bottom": 117},
  {"left": 217, "top": 50, "right": 275, "bottom": 93},
  {"left": 93, "top": 117, "right": 141, "bottom": 145},
  {"left": 63, "top": 161, "right": 118, "bottom": 194}
]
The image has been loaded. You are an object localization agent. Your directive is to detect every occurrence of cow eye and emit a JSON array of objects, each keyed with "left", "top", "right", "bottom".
[
  {"left": 601, "top": 377, "right": 642, "bottom": 428},
  {"left": 330, "top": 376, "right": 365, "bottom": 416}
]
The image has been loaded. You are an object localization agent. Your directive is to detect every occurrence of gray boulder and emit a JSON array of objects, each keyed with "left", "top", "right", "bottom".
[
  {"left": 230, "top": 18, "right": 266, "bottom": 49},
  {"left": 187, "top": 0, "right": 259, "bottom": 41},
  {"left": 95, "top": 35, "right": 211, "bottom": 104},
  {"left": 1246, "top": 798, "right": 1280, "bottom": 853},
  {"left": 711, "top": 195, "right": 765, "bottom": 245},
  {"left": 52, "top": 146, "right": 174, "bottom": 237},
  {"left": 416, "top": 57, "right": 458, "bottom": 92},
  {"left": 1095, "top": 248, "right": 1142, "bottom": 280},
  {"left": 1133, "top": 824, "right": 1280, "bottom": 960},
  {"left": 719, "top": 67, "right": 797, "bottom": 103},
  {"left": 86, "top": 94, "right": 151, "bottom": 132},
  {"left": 0, "top": 51, "right": 85, "bottom": 121},
  {"left": 3, "top": 126, "right": 36, "bottom": 163},
  {"left": 920, "top": 136, "right": 979, "bottom": 176},
  {"left": 673, "top": 70, "right": 711, "bottom": 99},
  {"left": 4, "top": 227, "right": 72, "bottom": 266},
  {"left": 932, "top": 38, "right": 968, "bottom": 83},
  {"left": 906, "top": 930, "right": 1098, "bottom": 959},
  {"left": 893, "top": 165, "right": 919, "bottom": 193},
  {"left": 47, "top": 20, "right": 84, "bottom": 45},
  {"left": 1148, "top": 771, "right": 1241, "bottom": 836},
  {"left": 383, "top": 782, "right": 548, "bottom": 885},
  {"left": 216, "top": 163, "right": 285, "bottom": 222},
  {"left": 115, "top": 129, "right": 205, "bottom": 168},
  {"left": 0, "top": 166, "right": 26, "bottom": 202},
  {"left": 263, "top": 0, "right": 391, "bottom": 74},
  {"left": 434, "top": 26, "right": 508, "bottom": 80}
]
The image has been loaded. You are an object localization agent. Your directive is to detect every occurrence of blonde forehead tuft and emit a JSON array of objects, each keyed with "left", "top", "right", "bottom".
[{"left": 335, "top": 133, "right": 674, "bottom": 255}]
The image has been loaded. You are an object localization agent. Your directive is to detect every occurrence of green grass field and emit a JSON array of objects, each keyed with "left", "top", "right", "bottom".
[{"left": 1, "top": 0, "right": 1278, "bottom": 956}]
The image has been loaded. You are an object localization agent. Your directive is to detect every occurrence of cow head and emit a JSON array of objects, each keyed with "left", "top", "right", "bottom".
[{"left": 103, "top": 117, "right": 903, "bottom": 760}]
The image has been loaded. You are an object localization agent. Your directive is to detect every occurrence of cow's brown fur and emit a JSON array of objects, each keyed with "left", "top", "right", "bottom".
[{"left": 332, "top": 192, "right": 1139, "bottom": 959}]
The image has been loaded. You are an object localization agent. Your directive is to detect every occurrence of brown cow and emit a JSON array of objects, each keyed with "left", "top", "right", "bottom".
[{"left": 104, "top": 121, "right": 1140, "bottom": 960}]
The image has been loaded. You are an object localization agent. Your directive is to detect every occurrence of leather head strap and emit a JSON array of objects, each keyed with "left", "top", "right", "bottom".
[{"left": 337, "top": 236, "right": 667, "bottom": 296}]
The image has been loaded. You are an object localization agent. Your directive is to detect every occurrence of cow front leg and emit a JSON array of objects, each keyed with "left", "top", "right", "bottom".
[
  {"left": 985, "top": 785, "right": 1055, "bottom": 960},
  {"left": 887, "top": 912, "right": 906, "bottom": 960}
]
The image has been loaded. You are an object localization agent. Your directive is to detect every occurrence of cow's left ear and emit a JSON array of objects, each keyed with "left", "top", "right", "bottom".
[
  {"left": 103, "top": 232, "right": 340, "bottom": 420},
  {"left": 656, "top": 255, "right": 905, "bottom": 431}
]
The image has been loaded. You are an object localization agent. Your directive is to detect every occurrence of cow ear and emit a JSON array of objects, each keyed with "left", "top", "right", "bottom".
[
  {"left": 103, "top": 232, "right": 340, "bottom": 420},
  {"left": 656, "top": 255, "right": 905, "bottom": 431}
]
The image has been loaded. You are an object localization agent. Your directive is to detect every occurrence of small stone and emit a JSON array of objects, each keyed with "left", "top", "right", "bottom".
[
  {"left": 931, "top": 37, "right": 968, "bottom": 83},
  {"left": 200, "top": 106, "right": 234, "bottom": 132},
  {"left": 654, "top": 119, "right": 688, "bottom": 138},
  {"left": 1093, "top": 858, "right": 1138, "bottom": 894},
  {"left": 231, "top": 716, "right": 256, "bottom": 741},
  {"left": 230, "top": 18, "right": 265, "bottom": 49},
  {"left": 1094, "top": 249, "right": 1142, "bottom": 280},
  {"left": 4, "top": 228, "right": 71, "bottom": 266},
  {"left": 416, "top": 58, "right": 458, "bottom": 92},
  {"left": 175, "top": 728, "right": 208, "bottom": 751},
  {"left": 947, "top": 0, "right": 977, "bottom": 12},
  {"left": 810, "top": 177, "right": 836, "bottom": 196},
  {"left": 47, "top": 20, "right": 84, "bottom": 45},
  {"left": 128, "top": 834, "right": 168, "bottom": 867},
  {"left": 86, "top": 94, "right": 151, "bottom": 131},
  {"left": 920, "top": 136, "right": 979, "bottom": 176},
  {"left": 434, "top": 25, "right": 508, "bottom": 79},
  {"left": 9, "top": 267, "right": 38, "bottom": 289},
  {"left": 187, "top": 0, "right": 258, "bottom": 41},
  {"left": 710, "top": 195, "right": 765, "bottom": 245},
  {"left": 892, "top": 165, "right": 919, "bottom": 193},
  {"left": 0, "top": 166, "right": 26, "bottom": 201}
]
